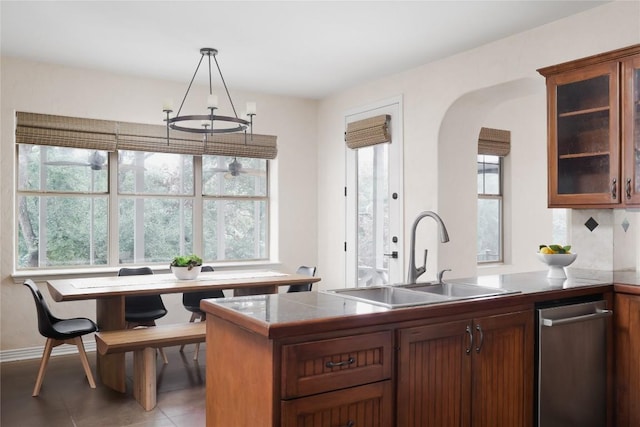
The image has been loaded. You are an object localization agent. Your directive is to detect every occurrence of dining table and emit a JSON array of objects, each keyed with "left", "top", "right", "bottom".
[{"left": 47, "top": 269, "right": 321, "bottom": 393}]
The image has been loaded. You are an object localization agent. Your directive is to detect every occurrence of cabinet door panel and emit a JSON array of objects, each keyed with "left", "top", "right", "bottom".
[
  {"left": 281, "top": 381, "right": 393, "bottom": 427},
  {"left": 547, "top": 62, "right": 620, "bottom": 206},
  {"left": 471, "top": 310, "right": 534, "bottom": 427},
  {"left": 397, "top": 319, "right": 472, "bottom": 427},
  {"left": 614, "top": 293, "right": 640, "bottom": 426},
  {"left": 622, "top": 54, "right": 640, "bottom": 203}
]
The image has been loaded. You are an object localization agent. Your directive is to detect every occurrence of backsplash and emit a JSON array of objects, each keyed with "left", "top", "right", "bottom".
[{"left": 570, "top": 209, "right": 640, "bottom": 271}]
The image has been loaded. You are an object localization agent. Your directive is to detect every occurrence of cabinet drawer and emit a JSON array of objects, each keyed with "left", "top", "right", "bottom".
[
  {"left": 281, "top": 330, "right": 392, "bottom": 398},
  {"left": 281, "top": 380, "right": 393, "bottom": 427}
]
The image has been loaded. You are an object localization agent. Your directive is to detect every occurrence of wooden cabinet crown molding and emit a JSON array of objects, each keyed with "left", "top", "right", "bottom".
[{"left": 538, "top": 44, "right": 640, "bottom": 77}]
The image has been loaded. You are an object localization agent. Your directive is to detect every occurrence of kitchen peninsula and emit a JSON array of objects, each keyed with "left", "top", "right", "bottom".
[{"left": 201, "top": 270, "right": 639, "bottom": 427}]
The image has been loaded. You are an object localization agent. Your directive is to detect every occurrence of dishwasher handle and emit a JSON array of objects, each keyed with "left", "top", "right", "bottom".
[{"left": 541, "top": 308, "right": 612, "bottom": 327}]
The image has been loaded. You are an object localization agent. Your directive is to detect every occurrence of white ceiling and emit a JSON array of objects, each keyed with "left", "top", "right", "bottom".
[{"left": 1, "top": 1, "right": 608, "bottom": 99}]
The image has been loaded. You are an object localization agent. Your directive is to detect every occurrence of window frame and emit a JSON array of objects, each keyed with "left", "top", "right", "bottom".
[
  {"left": 15, "top": 144, "right": 270, "bottom": 271},
  {"left": 477, "top": 154, "right": 504, "bottom": 264}
]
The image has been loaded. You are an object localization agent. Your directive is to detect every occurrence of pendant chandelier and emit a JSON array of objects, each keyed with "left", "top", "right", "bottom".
[{"left": 162, "top": 47, "right": 255, "bottom": 142}]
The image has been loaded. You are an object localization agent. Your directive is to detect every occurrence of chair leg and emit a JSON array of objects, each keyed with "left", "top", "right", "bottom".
[
  {"left": 179, "top": 312, "right": 200, "bottom": 353},
  {"left": 32, "top": 338, "right": 55, "bottom": 397},
  {"left": 158, "top": 347, "right": 169, "bottom": 365},
  {"left": 193, "top": 342, "right": 201, "bottom": 361},
  {"left": 73, "top": 337, "right": 96, "bottom": 389},
  {"left": 193, "top": 313, "right": 205, "bottom": 361}
]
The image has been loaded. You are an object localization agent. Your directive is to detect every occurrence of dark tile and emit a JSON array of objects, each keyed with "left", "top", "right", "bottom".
[{"left": 1, "top": 346, "right": 207, "bottom": 426}]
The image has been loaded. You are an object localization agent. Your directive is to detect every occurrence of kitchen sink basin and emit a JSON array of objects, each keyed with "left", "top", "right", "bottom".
[
  {"left": 322, "top": 286, "right": 450, "bottom": 308},
  {"left": 399, "top": 282, "right": 517, "bottom": 299},
  {"left": 322, "top": 282, "right": 519, "bottom": 308}
]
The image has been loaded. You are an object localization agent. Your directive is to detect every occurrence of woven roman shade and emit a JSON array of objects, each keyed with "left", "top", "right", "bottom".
[
  {"left": 478, "top": 127, "right": 511, "bottom": 156},
  {"left": 16, "top": 112, "right": 117, "bottom": 151},
  {"left": 202, "top": 133, "right": 277, "bottom": 159},
  {"left": 345, "top": 114, "right": 391, "bottom": 149},
  {"left": 16, "top": 112, "right": 278, "bottom": 159},
  {"left": 117, "top": 121, "right": 204, "bottom": 155}
]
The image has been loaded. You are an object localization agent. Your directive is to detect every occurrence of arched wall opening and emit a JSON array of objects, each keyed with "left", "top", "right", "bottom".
[{"left": 437, "top": 77, "right": 550, "bottom": 278}]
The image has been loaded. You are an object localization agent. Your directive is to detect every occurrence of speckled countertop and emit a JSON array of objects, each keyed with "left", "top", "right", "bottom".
[{"left": 200, "top": 269, "right": 640, "bottom": 339}]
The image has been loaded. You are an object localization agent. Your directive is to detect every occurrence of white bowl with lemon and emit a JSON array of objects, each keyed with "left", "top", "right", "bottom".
[{"left": 537, "top": 245, "right": 577, "bottom": 279}]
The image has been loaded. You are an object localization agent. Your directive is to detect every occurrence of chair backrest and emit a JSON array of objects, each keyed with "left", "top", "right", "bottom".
[
  {"left": 182, "top": 265, "right": 225, "bottom": 308},
  {"left": 118, "top": 267, "right": 166, "bottom": 314},
  {"left": 23, "top": 279, "right": 60, "bottom": 339},
  {"left": 287, "top": 265, "right": 317, "bottom": 293},
  {"left": 118, "top": 267, "right": 154, "bottom": 277}
]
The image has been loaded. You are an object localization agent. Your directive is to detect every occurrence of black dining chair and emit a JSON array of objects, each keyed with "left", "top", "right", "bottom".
[
  {"left": 287, "top": 265, "right": 317, "bottom": 292},
  {"left": 179, "top": 266, "right": 224, "bottom": 360},
  {"left": 23, "top": 279, "right": 98, "bottom": 397},
  {"left": 119, "top": 267, "right": 169, "bottom": 364}
]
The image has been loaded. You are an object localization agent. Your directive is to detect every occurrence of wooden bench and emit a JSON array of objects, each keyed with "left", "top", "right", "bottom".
[{"left": 95, "top": 322, "right": 206, "bottom": 411}]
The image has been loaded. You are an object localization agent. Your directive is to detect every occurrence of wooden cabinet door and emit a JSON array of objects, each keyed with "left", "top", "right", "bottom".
[
  {"left": 396, "top": 319, "right": 472, "bottom": 427},
  {"left": 471, "top": 310, "right": 534, "bottom": 427},
  {"left": 622, "top": 54, "right": 640, "bottom": 204},
  {"left": 546, "top": 61, "right": 620, "bottom": 206},
  {"left": 614, "top": 293, "right": 640, "bottom": 426},
  {"left": 281, "top": 381, "right": 393, "bottom": 427}
]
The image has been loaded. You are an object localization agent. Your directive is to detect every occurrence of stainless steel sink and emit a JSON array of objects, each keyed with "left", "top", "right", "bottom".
[
  {"left": 399, "top": 282, "right": 516, "bottom": 299},
  {"left": 322, "top": 282, "right": 519, "bottom": 308},
  {"left": 322, "top": 286, "right": 450, "bottom": 308}
]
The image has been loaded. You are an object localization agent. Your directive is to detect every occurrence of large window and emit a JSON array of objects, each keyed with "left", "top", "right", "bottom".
[
  {"left": 16, "top": 145, "right": 268, "bottom": 269},
  {"left": 477, "top": 154, "right": 503, "bottom": 263}
]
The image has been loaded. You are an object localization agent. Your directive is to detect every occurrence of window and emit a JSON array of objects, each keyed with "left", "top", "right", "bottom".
[
  {"left": 17, "top": 145, "right": 110, "bottom": 268},
  {"left": 17, "top": 145, "right": 269, "bottom": 269},
  {"left": 477, "top": 154, "right": 503, "bottom": 263}
]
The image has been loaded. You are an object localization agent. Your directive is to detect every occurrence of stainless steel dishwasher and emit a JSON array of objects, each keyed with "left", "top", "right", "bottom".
[{"left": 537, "top": 299, "right": 612, "bottom": 427}]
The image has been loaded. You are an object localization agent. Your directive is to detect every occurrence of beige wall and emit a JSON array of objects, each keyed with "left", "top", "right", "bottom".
[
  {"left": 315, "top": 1, "right": 640, "bottom": 288},
  {"left": 0, "top": 58, "right": 318, "bottom": 351}
]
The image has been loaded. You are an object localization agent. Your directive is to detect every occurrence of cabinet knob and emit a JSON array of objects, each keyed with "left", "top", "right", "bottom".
[
  {"left": 611, "top": 178, "right": 617, "bottom": 200},
  {"left": 627, "top": 178, "right": 632, "bottom": 199}
]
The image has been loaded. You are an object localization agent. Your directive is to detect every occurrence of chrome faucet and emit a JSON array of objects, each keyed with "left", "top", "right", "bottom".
[{"left": 407, "top": 211, "right": 450, "bottom": 284}]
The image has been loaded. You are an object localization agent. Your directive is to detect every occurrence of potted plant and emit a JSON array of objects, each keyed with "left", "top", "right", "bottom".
[{"left": 170, "top": 254, "right": 203, "bottom": 280}]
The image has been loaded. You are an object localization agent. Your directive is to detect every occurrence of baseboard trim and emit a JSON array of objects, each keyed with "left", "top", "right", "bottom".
[{"left": 0, "top": 340, "right": 96, "bottom": 363}]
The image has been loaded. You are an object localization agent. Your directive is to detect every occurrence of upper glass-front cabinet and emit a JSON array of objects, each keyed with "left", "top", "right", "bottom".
[
  {"left": 539, "top": 45, "right": 640, "bottom": 208},
  {"left": 547, "top": 62, "right": 620, "bottom": 206}
]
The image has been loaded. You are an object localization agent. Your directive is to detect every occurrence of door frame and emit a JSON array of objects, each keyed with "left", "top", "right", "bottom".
[{"left": 345, "top": 95, "right": 404, "bottom": 287}]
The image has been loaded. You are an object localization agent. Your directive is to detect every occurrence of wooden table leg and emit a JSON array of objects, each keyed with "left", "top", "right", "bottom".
[
  {"left": 133, "top": 347, "right": 157, "bottom": 411},
  {"left": 96, "top": 297, "right": 126, "bottom": 393}
]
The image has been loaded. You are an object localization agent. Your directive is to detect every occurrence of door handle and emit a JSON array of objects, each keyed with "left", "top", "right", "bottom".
[
  {"left": 475, "top": 324, "right": 484, "bottom": 353},
  {"left": 383, "top": 251, "right": 398, "bottom": 259},
  {"left": 541, "top": 308, "right": 612, "bottom": 327},
  {"left": 465, "top": 325, "right": 473, "bottom": 355}
]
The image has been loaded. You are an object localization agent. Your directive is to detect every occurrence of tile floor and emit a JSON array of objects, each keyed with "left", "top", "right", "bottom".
[{"left": 1, "top": 345, "right": 206, "bottom": 427}]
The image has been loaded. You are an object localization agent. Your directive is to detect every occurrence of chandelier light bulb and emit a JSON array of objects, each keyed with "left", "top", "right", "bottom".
[
  {"left": 246, "top": 102, "right": 257, "bottom": 115},
  {"left": 207, "top": 95, "right": 219, "bottom": 109}
]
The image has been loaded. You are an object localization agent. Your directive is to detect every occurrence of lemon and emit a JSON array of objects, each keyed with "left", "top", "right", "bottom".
[{"left": 540, "top": 247, "right": 555, "bottom": 254}]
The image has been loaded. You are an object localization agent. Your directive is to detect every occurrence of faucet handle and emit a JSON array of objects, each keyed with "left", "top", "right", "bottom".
[{"left": 437, "top": 269, "right": 452, "bottom": 284}]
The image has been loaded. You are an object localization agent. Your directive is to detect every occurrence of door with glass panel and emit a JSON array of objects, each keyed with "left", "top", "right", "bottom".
[{"left": 345, "top": 99, "right": 403, "bottom": 287}]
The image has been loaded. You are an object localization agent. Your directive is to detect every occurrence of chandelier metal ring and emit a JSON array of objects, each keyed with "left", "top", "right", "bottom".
[{"left": 167, "top": 114, "right": 249, "bottom": 134}]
